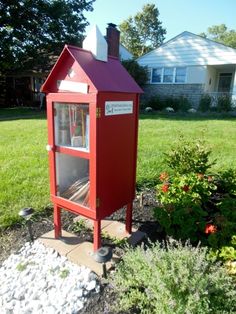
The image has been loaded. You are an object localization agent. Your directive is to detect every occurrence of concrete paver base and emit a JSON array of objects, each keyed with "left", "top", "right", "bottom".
[{"left": 38, "top": 220, "right": 146, "bottom": 276}]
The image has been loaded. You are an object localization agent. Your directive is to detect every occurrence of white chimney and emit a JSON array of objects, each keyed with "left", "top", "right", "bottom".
[{"left": 82, "top": 25, "right": 108, "bottom": 62}]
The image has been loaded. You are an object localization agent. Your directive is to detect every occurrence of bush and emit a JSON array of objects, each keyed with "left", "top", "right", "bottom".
[
  {"left": 112, "top": 239, "right": 236, "bottom": 314},
  {"left": 216, "top": 168, "right": 236, "bottom": 195},
  {"left": 199, "top": 94, "right": 212, "bottom": 112},
  {"left": 164, "top": 139, "right": 215, "bottom": 175},
  {"left": 147, "top": 95, "right": 165, "bottom": 111},
  {"left": 121, "top": 59, "right": 148, "bottom": 87},
  {"left": 217, "top": 95, "right": 232, "bottom": 112},
  {"left": 155, "top": 172, "right": 217, "bottom": 242},
  {"left": 178, "top": 96, "right": 191, "bottom": 112}
]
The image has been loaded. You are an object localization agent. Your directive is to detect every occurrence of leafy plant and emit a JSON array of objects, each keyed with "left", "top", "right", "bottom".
[
  {"left": 111, "top": 239, "right": 236, "bottom": 314},
  {"left": 154, "top": 172, "right": 216, "bottom": 242},
  {"left": 217, "top": 95, "right": 232, "bottom": 112},
  {"left": 164, "top": 139, "right": 215, "bottom": 174},
  {"left": 178, "top": 96, "right": 191, "bottom": 112},
  {"left": 216, "top": 168, "right": 236, "bottom": 195},
  {"left": 122, "top": 59, "right": 148, "bottom": 87},
  {"left": 16, "top": 262, "right": 28, "bottom": 272},
  {"left": 147, "top": 96, "right": 165, "bottom": 111},
  {"left": 60, "top": 268, "right": 70, "bottom": 279},
  {"left": 70, "top": 218, "right": 90, "bottom": 234},
  {"left": 198, "top": 94, "right": 212, "bottom": 112},
  {"left": 207, "top": 196, "right": 236, "bottom": 249},
  {"left": 102, "top": 231, "right": 128, "bottom": 246}
]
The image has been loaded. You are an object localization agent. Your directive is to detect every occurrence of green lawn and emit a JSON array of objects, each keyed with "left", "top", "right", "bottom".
[
  {"left": 0, "top": 113, "right": 49, "bottom": 228},
  {"left": 0, "top": 110, "right": 235, "bottom": 228},
  {"left": 138, "top": 114, "right": 236, "bottom": 186}
]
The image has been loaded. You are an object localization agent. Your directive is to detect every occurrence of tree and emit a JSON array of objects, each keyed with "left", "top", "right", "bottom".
[
  {"left": 0, "top": 0, "right": 95, "bottom": 72},
  {"left": 122, "top": 59, "right": 148, "bottom": 87},
  {"left": 199, "top": 24, "right": 236, "bottom": 48},
  {"left": 119, "top": 3, "right": 166, "bottom": 57}
]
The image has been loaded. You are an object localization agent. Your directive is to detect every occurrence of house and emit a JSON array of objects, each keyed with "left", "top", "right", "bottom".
[{"left": 137, "top": 31, "right": 236, "bottom": 108}]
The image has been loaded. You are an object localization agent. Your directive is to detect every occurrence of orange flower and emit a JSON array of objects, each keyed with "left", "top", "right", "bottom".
[
  {"left": 205, "top": 223, "right": 217, "bottom": 234},
  {"left": 161, "top": 184, "right": 169, "bottom": 193},
  {"left": 208, "top": 176, "right": 213, "bottom": 182},
  {"left": 160, "top": 172, "right": 169, "bottom": 182}
]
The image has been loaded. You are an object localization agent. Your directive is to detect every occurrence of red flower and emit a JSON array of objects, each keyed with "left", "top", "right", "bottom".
[
  {"left": 160, "top": 172, "right": 169, "bottom": 182},
  {"left": 182, "top": 185, "right": 190, "bottom": 192},
  {"left": 205, "top": 223, "right": 217, "bottom": 234},
  {"left": 161, "top": 184, "right": 169, "bottom": 193}
]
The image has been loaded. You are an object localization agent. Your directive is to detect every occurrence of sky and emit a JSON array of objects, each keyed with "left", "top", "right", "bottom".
[{"left": 85, "top": 0, "right": 236, "bottom": 41}]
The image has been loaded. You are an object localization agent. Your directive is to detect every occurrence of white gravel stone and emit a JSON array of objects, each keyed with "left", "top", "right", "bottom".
[{"left": 0, "top": 240, "right": 99, "bottom": 313}]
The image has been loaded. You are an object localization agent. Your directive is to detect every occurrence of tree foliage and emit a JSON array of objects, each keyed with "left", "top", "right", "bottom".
[
  {"left": 119, "top": 3, "right": 166, "bottom": 57},
  {"left": 199, "top": 24, "right": 236, "bottom": 48},
  {"left": 0, "top": 0, "right": 95, "bottom": 72},
  {"left": 121, "top": 59, "right": 148, "bottom": 87}
]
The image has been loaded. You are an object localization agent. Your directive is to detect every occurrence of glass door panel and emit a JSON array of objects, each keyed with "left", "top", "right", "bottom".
[
  {"left": 56, "top": 153, "right": 90, "bottom": 207},
  {"left": 54, "top": 103, "right": 89, "bottom": 151}
]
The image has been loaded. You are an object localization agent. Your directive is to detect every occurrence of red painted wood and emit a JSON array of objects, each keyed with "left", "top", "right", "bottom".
[
  {"left": 44, "top": 44, "right": 142, "bottom": 248},
  {"left": 125, "top": 203, "right": 133, "bottom": 234},
  {"left": 47, "top": 100, "right": 57, "bottom": 196},
  {"left": 93, "top": 220, "right": 101, "bottom": 251},
  {"left": 96, "top": 92, "right": 138, "bottom": 219},
  {"left": 51, "top": 195, "right": 96, "bottom": 220},
  {"left": 56, "top": 146, "right": 89, "bottom": 160},
  {"left": 54, "top": 204, "right": 62, "bottom": 238}
]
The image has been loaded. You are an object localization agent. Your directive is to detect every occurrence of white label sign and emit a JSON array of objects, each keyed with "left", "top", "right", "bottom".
[
  {"left": 105, "top": 101, "right": 133, "bottom": 116},
  {"left": 57, "top": 80, "right": 88, "bottom": 94}
]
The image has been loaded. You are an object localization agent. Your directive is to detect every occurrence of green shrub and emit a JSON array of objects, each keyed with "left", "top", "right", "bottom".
[
  {"left": 178, "top": 96, "right": 191, "bottom": 112},
  {"left": 209, "top": 235, "right": 236, "bottom": 275},
  {"left": 147, "top": 95, "right": 165, "bottom": 111},
  {"left": 112, "top": 239, "right": 236, "bottom": 314},
  {"left": 198, "top": 94, "right": 212, "bottom": 112},
  {"left": 207, "top": 196, "right": 236, "bottom": 249},
  {"left": 155, "top": 172, "right": 217, "bottom": 242},
  {"left": 164, "top": 139, "right": 215, "bottom": 175},
  {"left": 121, "top": 59, "right": 148, "bottom": 87},
  {"left": 217, "top": 95, "right": 232, "bottom": 112},
  {"left": 216, "top": 168, "right": 236, "bottom": 195}
]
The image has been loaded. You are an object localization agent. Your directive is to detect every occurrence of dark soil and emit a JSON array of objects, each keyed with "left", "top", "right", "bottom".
[{"left": 0, "top": 188, "right": 164, "bottom": 314}]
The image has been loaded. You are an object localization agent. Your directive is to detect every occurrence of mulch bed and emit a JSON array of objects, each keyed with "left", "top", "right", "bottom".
[{"left": 0, "top": 188, "right": 164, "bottom": 314}]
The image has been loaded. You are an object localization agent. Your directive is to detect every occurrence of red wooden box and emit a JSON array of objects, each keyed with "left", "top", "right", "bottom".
[{"left": 42, "top": 41, "right": 142, "bottom": 250}]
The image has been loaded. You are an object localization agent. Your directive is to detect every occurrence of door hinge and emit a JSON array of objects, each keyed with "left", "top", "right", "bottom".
[
  {"left": 96, "top": 107, "right": 101, "bottom": 118},
  {"left": 96, "top": 198, "right": 100, "bottom": 207}
]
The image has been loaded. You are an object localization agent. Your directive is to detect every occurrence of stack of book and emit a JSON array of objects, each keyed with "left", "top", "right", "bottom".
[{"left": 61, "top": 176, "right": 90, "bottom": 206}]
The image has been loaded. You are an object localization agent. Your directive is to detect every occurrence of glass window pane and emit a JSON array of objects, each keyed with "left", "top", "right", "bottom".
[
  {"left": 54, "top": 103, "right": 89, "bottom": 151},
  {"left": 164, "top": 68, "right": 173, "bottom": 75},
  {"left": 175, "top": 67, "right": 186, "bottom": 83},
  {"left": 152, "top": 68, "right": 162, "bottom": 83},
  {"left": 56, "top": 153, "right": 90, "bottom": 207},
  {"left": 163, "top": 68, "right": 174, "bottom": 83}
]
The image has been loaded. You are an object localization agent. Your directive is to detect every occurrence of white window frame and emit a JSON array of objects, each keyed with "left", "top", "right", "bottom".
[{"left": 151, "top": 67, "right": 187, "bottom": 84}]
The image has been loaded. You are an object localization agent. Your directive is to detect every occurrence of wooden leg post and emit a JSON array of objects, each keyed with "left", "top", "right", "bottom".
[
  {"left": 93, "top": 220, "right": 101, "bottom": 251},
  {"left": 54, "top": 204, "right": 62, "bottom": 239},
  {"left": 126, "top": 202, "right": 133, "bottom": 234}
]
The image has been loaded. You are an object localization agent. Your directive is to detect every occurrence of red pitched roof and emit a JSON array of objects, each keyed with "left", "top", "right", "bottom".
[{"left": 42, "top": 45, "right": 143, "bottom": 94}]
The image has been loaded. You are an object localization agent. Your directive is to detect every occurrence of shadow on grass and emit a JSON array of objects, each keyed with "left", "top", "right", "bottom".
[
  {"left": 139, "top": 111, "right": 236, "bottom": 121},
  {"left": 0, "top": 107, "right": 46, "bottom": 121}
]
